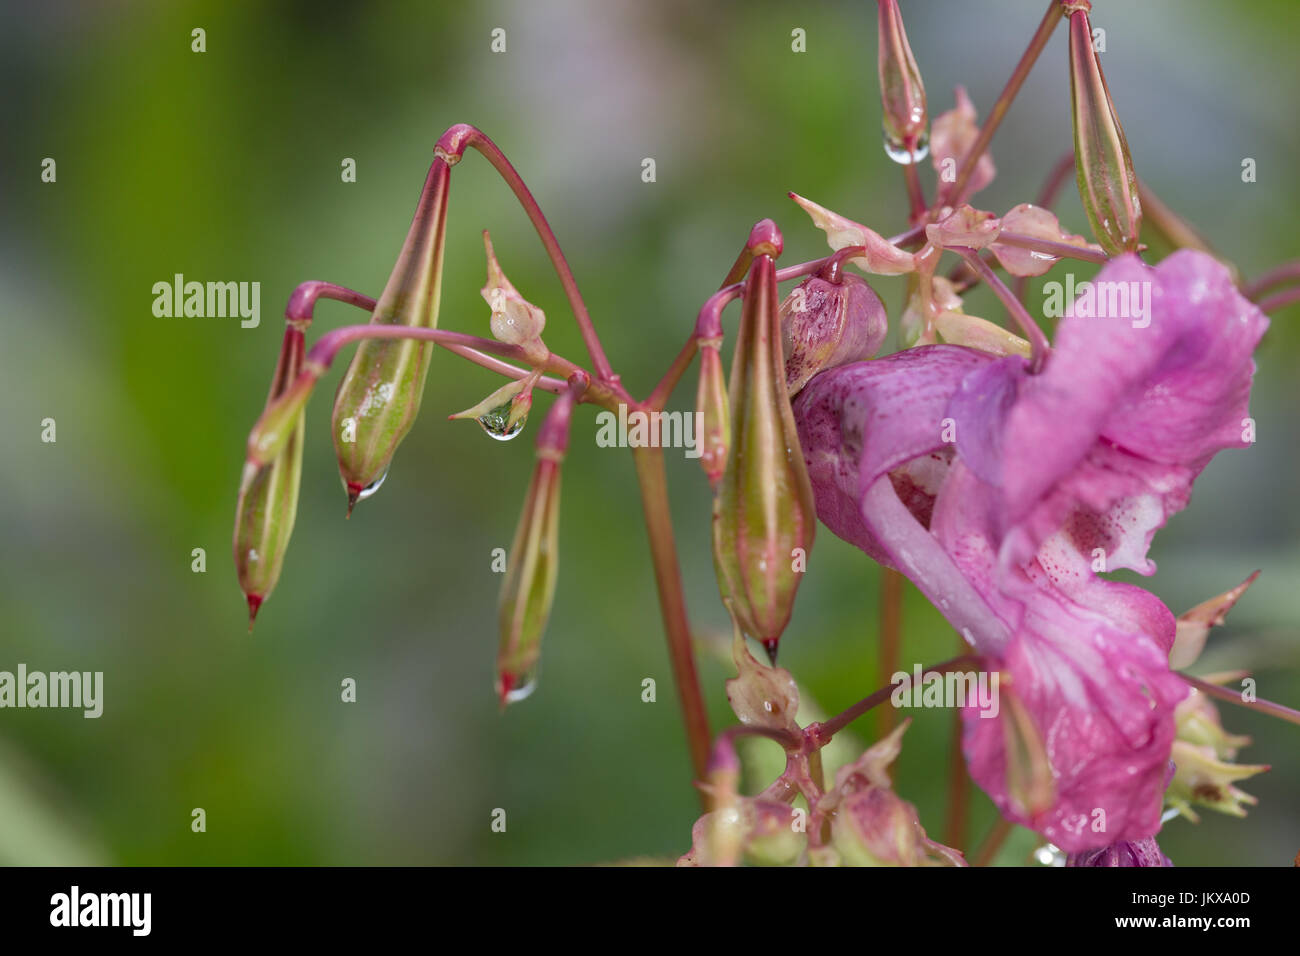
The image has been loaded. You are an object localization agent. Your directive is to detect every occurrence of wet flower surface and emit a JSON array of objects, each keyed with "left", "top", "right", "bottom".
[{"left": 794, "top": 251, "right": 1268, "bottom": 852}]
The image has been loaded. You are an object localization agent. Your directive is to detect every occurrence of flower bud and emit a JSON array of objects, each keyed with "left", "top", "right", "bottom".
[
  {"left": 877, "top": 0, "right": 928, "bottom": 164},
  {"left": 744, "top": 800, "right": 806, "bottom": 867},
  {"left": 332, "top": 158, "right": 451, "bottom": 512},
  {"left": 1167, "top": 681, "right": 1269, "bottom": 821},
  {"left": 695, "top": 339, "right": 730, "bottom": 490},
  {"left": 1068, "top": 6, "right": 1142, "bottom": 254},
  {"left": 496, "top": 388, "right": 576, "bottom": 705},
  {"left": 931, "top": 86, "right": 995, "bottom": 197},
  {"left": 481, "top": 231, "right": 548, "bottom": 363},
  {"left": 1066, "top": 837, "right": 1172, "bottom": 867},
  {"left": 826, "top": 722, "right": 966, "bottom": 867},
  {"left": 781, "top": 273, "right": 887, "bottom": 396},
  {"left": 712, "top": 221, "right": 817, "bottom": 663},
  {"left": 1168, "top": 571, "right": 1259, "bottom": 669},
  {"left": 724, "top": 624, "right": 801, "bottom": 736},
  {"left": 234, "top": 329, "right": 309, "bottom": 629}
]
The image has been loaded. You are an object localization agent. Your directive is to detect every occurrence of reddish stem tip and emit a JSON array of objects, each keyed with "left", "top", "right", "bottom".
[
  {"left": 246, "top": 594, "right": 263, "bottom": 633},
  {"left": 497, "top": 672, "right": 515, "bottom": 711},
  {"left": 762, "top": 639, "right": 780, "bottom": 666}
]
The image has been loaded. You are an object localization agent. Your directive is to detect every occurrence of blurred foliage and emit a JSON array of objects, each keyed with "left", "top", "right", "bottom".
[{"left": 0, "top": 0, "right": 1296, "bottom": 865}]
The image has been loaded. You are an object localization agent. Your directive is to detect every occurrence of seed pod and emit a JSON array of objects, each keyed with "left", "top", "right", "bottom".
[
  {"left": 1067, "top": 6, "right": 1142, "bottom": 255},
  {"left": 234, "top": 328, "right": 308, "bottom": 630},
  {"left": 712, "top": 220, "right": 817, "bottom": 663},
  {"left": 695, "top": 339, "right": 729, "bottom": 489},
  {"left": 496, "top": 386, "right": 577, "bottom": 705},
  {"left": 781, "top": 273, "right": 887, "bottom": 396},
  {"left": 332, "top": 158, "right": 451, "bottom": 513},
  {"left": 826, "top": 722, "right": 966, "bottom": 867},
  {"left": 877, "top": 0, "right": 928, "bottom": 163}
]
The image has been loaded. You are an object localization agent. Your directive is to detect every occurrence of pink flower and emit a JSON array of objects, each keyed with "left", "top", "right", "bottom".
[
  {"left": 1066, "top": 836, "right": 1172, "bottom": 868},
  {"left": 793, "top": 251, "right": 1267, "bottom": 851}
]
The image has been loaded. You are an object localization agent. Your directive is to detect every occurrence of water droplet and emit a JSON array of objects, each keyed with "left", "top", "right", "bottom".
[
  {"left": 357, "top": 469, "right": 388, "bottom": 501},
  {"left": 477, "top": 400, "right": 527, "bottom": 441},
  {"left": 883, "top": 127, "right": 930, "bottom": 166},
  {"left": 502, "top": 665, "right": 539, "bottom": 704},
  {"left": 1033, "top": 843, "right": 1066, "bottom": 866}
]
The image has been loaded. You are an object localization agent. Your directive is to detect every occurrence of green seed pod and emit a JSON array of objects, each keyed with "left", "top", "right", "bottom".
[
  {"left": 877, "top": 0, "right": 928, "bottom": 162},
  {"left": 695, "top": 339, "right": 729, "bottom": 490},
  {"left": 1067, "top": 5, "right": 1142, "bottom": 255},
  {"left": 332, "top": 158, "right": 451, "bottom": 512},
  {"left": 712, "top": 220, "right": 817, "bottom": 663},
  {"left": 496, "top": 387, "right": 576, "bottom": 705},
  {"left": 234, "top": 328, "right": 308, "bottom": 629}
]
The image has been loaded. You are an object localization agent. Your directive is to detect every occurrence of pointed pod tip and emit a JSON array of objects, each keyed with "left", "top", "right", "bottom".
[
  {"left": 246, "top": 594, "right": 263, "bottom": 633},
  {"left": 762, "top": 639, "right": 780, "bottom": 666},
  {"left": 497, "top": 672, "right": 515, "bottom": 711},
  {"left": 345, "top": 484, "right": 362, "bottom": 518}
]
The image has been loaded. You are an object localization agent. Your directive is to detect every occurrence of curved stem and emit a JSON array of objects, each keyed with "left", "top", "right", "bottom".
[
  {"left": 643, "top": 252, "right": 844, "bottom": 411},
  {"left": 996, "top": 231, "right": 1108, "bottom": 265},
  {"left": 1036, "top": 150, "right": 1078, "bottom": 209},
  {"left": 283, "top": 281, "right": 570, "bottom": 393},
  {"left": 940, "top": 0, "right": 1064, "bottom": 207},
  {"left": 1244, "top": 260, "right": 1300, "bottom": 300},
  {"left": 1015, "top": 151, "right": 1080, "bottom": 301},
  {"left": 811, "top": 653, "right": 979, "bottom": 744},
  {"left": 631, "top": 444, "right": 713, "bottom": 793},
  {"left": 1137, "top": 178, "right": 1225, "bottom": 265},
  {"left": 305, "top": 324, "right": 621, "bottom": 411},
  {"left": 436, "top": 124, "right": 615, "bottom": 382},
  {"left": 953, "top": 247, "right": 1051, "bottom": 370},
  {"left": 1179, "top": 673, "right": 1300, "bottom": 727},
  {"left": 1256, "top": 286, "right": 1300, "bottom": 314},
  {"left": 285, "top": 280, "right": 378, "bottom": 325},
  {"left": 646, "top": 282, "right": 745, "bottom": 411}
]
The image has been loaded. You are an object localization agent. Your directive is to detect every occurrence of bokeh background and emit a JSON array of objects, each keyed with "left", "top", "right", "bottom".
[{"left": 1, "top": 0, "right": 1296, "bottom": 865}]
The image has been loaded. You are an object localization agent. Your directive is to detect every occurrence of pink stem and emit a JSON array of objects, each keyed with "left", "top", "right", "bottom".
[
  {"left": 1256, "top": 286, "right": 1300, "bottom": 314},
  {"left": 953, "top": 247, "right": 1051, "bottom": 370},
  {"left": 1180, "top": 673, "right": 1300, "bottom": 727},
  {"left": 284, "top": 280, "right": 569, "bottom": 393},
  {"left": 939, "top": 0, "right": 1064, "bottom": 207},
  {"left": 996, "top": 231, "right": 1108, "bottom": 265},
  {"left": 1245, "top": 262, "right": 1300, "bottom": 301},
  {"left": 436, "top": 124, "right": 615, "bottom": 382},
  {"left": 810, "top": 653, "right": 980, "bottom": 743}
]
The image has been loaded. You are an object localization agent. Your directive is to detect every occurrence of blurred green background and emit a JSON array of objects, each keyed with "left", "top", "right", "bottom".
[{"left": 1, "top": 0, "right": 1296, "bottom": 865}]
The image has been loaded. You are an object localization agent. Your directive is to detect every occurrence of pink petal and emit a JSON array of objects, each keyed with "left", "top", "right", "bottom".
[{"left": 930, "top": 86, "right": 996, "bottom": 197}]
